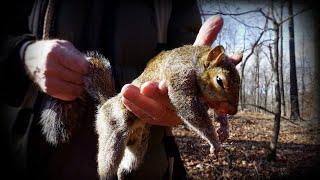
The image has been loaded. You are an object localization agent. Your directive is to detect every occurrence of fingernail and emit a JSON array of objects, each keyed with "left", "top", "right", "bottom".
[
  {"left": 121, "top": 84, "right": 140, "bottom": 100},
  {"left": 141, "top": 81, "right": 158, "bottom": 93}
]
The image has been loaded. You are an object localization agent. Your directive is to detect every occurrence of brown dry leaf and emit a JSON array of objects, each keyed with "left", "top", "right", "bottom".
[{"left": 172, "top": 112, "right": 320, "bottom": 179}]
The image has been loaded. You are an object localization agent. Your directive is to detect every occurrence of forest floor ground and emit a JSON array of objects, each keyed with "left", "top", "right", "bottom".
[{"left": 172, "top": 111, "right": 320, "bottom": 179}]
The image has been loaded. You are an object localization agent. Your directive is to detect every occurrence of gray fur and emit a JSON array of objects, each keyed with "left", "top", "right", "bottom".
[
  {"left": 39, "top": 95, "right": 86, "bottom": 145},
  {"left": 164, "top": 51, "right": 220, "bottom": 153},
  {"left": 95, "top": 95, "right": 145, "bottom": 180},
  {"left": 85, "top": 51, "right": 116, "bottom": 103}
]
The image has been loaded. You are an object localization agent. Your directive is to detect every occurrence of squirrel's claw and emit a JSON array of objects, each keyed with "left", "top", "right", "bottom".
[{"left": 210, "top": 142, "right": 221, "bottom": 156}]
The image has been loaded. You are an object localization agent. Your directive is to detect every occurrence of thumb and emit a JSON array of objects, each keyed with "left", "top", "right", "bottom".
[{"left": 193, "top": 15, "right": 224, "bottom": 46}]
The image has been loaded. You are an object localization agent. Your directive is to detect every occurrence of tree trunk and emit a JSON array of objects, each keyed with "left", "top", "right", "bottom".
[
  {"left": 254, "top": 47, "right": 261, "bottom": 112},
  {"left": 268, "top": 18, "right": 281, "bottom": 160},
  {"left": 288, "top": 0, "right": 300, "bottom": 121},
  {"left": 279, "top": 1, "right": 286, "bottom": 116},
  {"left": 240, "top": 63, "right": 246, "bottom": 111},
  {"left": 263, "top": 72, "right": 271, "bottom": 110},
  {"left": 240, "top": 28, "right": 246, "bottom": 111},
  {"left": 264, "top": 85, "right": 268, "bottom": 110}
]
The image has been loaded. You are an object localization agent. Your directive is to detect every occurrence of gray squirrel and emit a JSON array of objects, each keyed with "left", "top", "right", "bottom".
[{"left": 39, "top": 45, "right": 242, "bottom": 180}]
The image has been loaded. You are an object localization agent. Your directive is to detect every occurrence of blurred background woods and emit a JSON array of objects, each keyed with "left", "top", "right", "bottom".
[
  {"left": 171, "top": 0, "right": 319, "bottom": 179},
  {"left": 198, "top": 0, "right": 317, "bottom": 121}
]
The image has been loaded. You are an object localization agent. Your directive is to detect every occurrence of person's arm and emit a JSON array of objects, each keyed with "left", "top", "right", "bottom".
[
  {"left": 1, "top": 0, "right": 89, "bottom": 106},
  {"left": 0, "top": 1, "right": 36, "bottom": 106}
]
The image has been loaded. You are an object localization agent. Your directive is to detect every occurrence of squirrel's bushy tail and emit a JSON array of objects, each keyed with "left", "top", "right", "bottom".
[
  {"left": 40, "top": 52, "right": 115, "bottom": 145},
  {"left": 85, "top": 52, "right": 116, "bottom": 104}
]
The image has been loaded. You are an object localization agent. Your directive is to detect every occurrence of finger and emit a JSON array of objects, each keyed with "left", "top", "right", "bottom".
[
  {"left": 47, "top": 60, "right": 85, "bottom": 85},
  {"left": 193, "top": 15, "right": 224, "bottom": 46},
  {"left": 121, "top": 84, "right": 181, "bottom": 126},
  {"left": 228, "top": 53, "right": 243, "bottom": 66},
  {"left": 140, "top": 81, "right": 161, "bottom": 98},
  {"left": 56, "top": 44, "right": 89, "bottom": 75},
  {"left": 121, "top": 96, "right": 154, "bottom": 123},
  {"left": 140, "top": 81, "right": 170, "bottom": 106},
  {"left": 121, "top": 84, "right": 168, "bottom": 120},
  {"left": 122, "top": 96, "right": 179, "bottom": 126},
  {"left": 46, "top": 77, "right": 83, "bottom": 101},
  {"left": 140, "top": 82, "right": 181, "bottom": 125}
]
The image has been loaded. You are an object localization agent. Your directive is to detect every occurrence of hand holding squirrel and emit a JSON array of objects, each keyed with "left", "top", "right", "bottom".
[
  {"left": 122, "top": 16, "right": 241, "bottom": 132},
  {"left": 24, "top": 39, "right": 89, "bottom": 101}
]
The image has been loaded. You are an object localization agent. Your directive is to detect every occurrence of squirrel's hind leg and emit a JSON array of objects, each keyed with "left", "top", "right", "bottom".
[{"left": 96, "top": 96, "right": 130, "bottom": 180}]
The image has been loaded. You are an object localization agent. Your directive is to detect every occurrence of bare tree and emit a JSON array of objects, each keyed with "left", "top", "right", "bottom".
[
  {"left": 288, "top": 0, "right": 301, "bottom": 121},
  {"left": 267, "top": 41, "right": 281, "bottom": 161},
  {"left": 266, "top": 1, "right": 281, "bottom": 160}
]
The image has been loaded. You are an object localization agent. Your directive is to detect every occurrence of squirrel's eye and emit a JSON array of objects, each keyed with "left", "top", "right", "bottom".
[{"left": 216, "top": 76, "right": 224, "bottom": 89}]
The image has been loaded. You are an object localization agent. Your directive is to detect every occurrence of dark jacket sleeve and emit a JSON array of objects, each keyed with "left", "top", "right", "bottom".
[
  {"left": 167, "top": 0, "right": 202, "bottom": 48},
  {"left": 0, "top": 1, "right": 36, "bottom": 106}
]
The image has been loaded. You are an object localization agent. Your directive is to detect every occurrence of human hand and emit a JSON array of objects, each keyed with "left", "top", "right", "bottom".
[
  {"left": 121, "top": 81, "right": 181, "bottom": 126},
  {"left": 24, "top": 39, "right": 88, "bottom": 101},
  {"left": 121, "top": 16, "right": 224, "bottom": 126}
]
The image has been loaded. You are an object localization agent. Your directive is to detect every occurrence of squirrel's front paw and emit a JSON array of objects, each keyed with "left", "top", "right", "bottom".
[
  {"left": 210, "top": 142, "right": 221, "bottom": 157},
  {"left": 216, "top": 115, "right": 229, "bottom": 142},
  {"left": 217, "top": 126, "right": 229, "bottom": 142}
]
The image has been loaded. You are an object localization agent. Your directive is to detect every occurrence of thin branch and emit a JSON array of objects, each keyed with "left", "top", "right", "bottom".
[
  {"left": 229, "top": 15, "right": 265, "bottom": 30},
  {"left": 201, "top": 8, "right": 262, "bottom": 16},
  {"left": 258, "top": 9, "right": 274, "bottom": 22},
  {"left": 279, "top": 7, "right": 311, "bottom": 25},
  {"left": 201, "top": 4, "right": 310, "bottom": 27},
  {"left": 273, "top": 2, "right": 281, "bottom": 22},
  {"left": 268, "top": 44, "right": 275, "bottom": 70},
  {"left": 240, "top": 17, "right": 268, "bottom": 78},
  {"left": 261, "top": 47, "right": 272, "bottom": 65},
  {"left": 242, "top": 39, "right": 273, "bottom": 54},
  {"left": 202, "top": 9, "right": 277, "bottom": 31},
  {"left": 257, "top": 39, "right": 274, "bottom": 46},
  {"left": 241, "top": 104, "right": 299, "bottom": 126}
]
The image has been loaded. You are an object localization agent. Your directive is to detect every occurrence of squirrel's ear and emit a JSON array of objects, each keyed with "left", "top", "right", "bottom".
[{"left": 207, "top": 45, "right": 225, "bottom": 67}]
